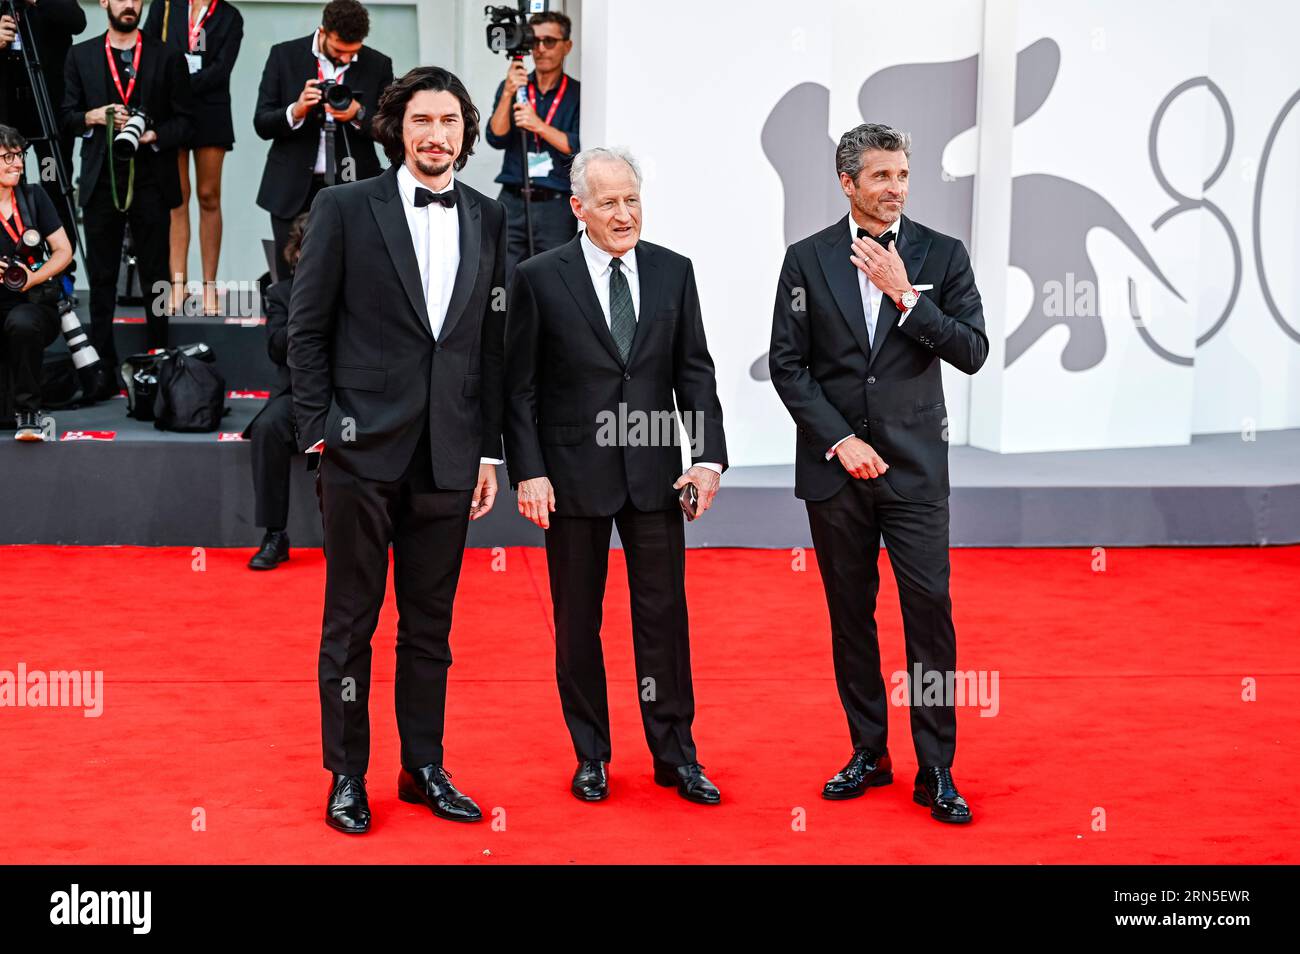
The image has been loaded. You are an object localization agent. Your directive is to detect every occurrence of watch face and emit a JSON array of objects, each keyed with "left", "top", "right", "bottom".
[{"left": 902, "top": 290, "right": 919, "bottom": 308}]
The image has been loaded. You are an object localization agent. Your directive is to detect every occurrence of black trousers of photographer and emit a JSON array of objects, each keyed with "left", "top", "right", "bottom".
[
  {"left": 498, "top": 185, "right": 578, "bottom": 286},
  {"left": 82, "top": 174, "right": 170, "bottom": 370},
  {"left": 0, "top": 299, "right": 60, "bottom": 415}
]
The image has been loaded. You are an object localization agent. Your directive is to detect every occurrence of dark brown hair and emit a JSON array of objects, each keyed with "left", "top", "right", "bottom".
[
  {"left": 283, "top": 212, "right": 311, "bottom": 267},
  {"left": 321, "top": 0, "right": 369, "bottom": 43},
  {"left": 0, "top": 124, "right": 27, "bottom": 154},
  {"left": 530, "top": 11, "right": 572, "bottom": 40},
  {"left": 373, "top": 67, "right": 479, "bottom": 171}
]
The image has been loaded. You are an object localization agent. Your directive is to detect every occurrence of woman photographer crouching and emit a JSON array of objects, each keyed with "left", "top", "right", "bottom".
[{"left": 0, "top": 124, "right": 74, "bottom": 442}]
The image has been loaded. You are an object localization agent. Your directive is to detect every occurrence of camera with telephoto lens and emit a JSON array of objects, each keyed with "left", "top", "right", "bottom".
[
  {"left": 112, "top": 107, "right": 151, "bottom": 158},
  {"left": 0, "top": 224, "right": 43, "bottom": 291},
  {"left": 484, "top": 1, "right": 550, "bottom": 58},
  {"left": 317, "top": 78, "right": 354, "bottom": 112}
]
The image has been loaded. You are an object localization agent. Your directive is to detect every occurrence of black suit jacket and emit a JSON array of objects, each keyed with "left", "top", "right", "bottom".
[
  {"left": 504, "top": 234, "right": 728, "bottom": 517},
  {"left": 253, "top": 34, "right": 392, "bottom": 219},
  {"left": 287, "top": 166, "right": 507, "bottom": 487},
  {"left": 769, "top": 214, "right": 988, "bottom": 503},
  {"left": 60, "top": 30, "right": 193, "bottom": 208}
]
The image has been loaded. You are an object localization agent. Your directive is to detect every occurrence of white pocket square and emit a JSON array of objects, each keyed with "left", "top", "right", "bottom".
[{"left": 914, "top": 284, "right": 934, "bottom": 291}]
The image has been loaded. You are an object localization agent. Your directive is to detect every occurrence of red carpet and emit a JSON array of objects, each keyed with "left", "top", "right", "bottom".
[{"left": 1, "top": 544, "right": 1296, "bottom": 864}]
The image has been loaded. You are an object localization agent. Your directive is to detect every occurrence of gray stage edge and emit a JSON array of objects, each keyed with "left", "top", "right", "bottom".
[{"left": 1, "top": 413, "right": 1296, "bottom": 547}]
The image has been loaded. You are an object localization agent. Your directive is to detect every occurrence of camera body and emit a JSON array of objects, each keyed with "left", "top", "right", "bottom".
[
  {"left": 317, "top": 78, "right": 354, "bottom": 113},
  {"left": 0, "top": 225, "right": 43, "bottom": 292},
  {"left": 484, "top": 1, "right": 550, "bottom": 58}
]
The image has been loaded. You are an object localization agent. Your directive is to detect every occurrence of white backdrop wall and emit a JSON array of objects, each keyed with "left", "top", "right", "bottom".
[{"left": 583, "top": 0, "right": 1300, "bottom": 463}]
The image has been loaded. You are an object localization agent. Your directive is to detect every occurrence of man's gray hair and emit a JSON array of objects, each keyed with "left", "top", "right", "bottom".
[
  {"left": 570, "top": 146, "right": 642, "bottom": 203},
  {"left": 835, "top": 123, "right": 912, "bottom": 180}
]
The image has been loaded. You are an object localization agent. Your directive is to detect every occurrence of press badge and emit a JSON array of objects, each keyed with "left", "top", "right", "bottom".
[
  {"left": 527, "top": 151, "right": 553, "bottom": 179},
  {"left": 185, "top": 53, "right": 202, "bottom": 74}
]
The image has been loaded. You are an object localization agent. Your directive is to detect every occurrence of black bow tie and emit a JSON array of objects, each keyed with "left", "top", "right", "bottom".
[
  {"left": 857, "top": 227, "right": 895, "bottom": 249},
  {"left": 414, "top": 187, "right": 457, "bottom": 209}
]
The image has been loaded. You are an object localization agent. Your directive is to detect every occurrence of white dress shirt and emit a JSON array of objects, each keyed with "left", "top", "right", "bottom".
[
  {"left": 396, "top": 163, "right": 459, "bottom": 340},
  {"left": 828, "top": 216, "right": 913, "bottom": 459},
  {"left": 285, "top": 30, "right": 355, "bottom": 174},
  {"left": 578, "top": 230, "right": 721, "bottom": 477}
]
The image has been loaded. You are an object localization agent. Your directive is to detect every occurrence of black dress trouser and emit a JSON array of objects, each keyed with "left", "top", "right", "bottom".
[
  {"left": 316, "top": 425, "right": 474, "bottom": 776},
  {"left": 544, "top": 498, "right": 698, "bottom": 768},
  {"left": 82, "top": 174, "right": 170, "bottom": 369},
  {"left": 805, "top": 475, "right": 958, "bottom": 767}
]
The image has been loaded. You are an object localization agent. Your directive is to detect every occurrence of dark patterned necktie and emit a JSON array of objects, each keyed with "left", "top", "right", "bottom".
[{"left": 609, "top": 257, "right": 636, "bottom": 362}]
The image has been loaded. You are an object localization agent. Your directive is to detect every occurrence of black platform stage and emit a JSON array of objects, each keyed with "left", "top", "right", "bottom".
[{"left": 2, "top": 305, "right": 1297, "bottom": 548}]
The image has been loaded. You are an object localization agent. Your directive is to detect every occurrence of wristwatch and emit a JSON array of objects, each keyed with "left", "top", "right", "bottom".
[{"left": 896, "top": 287, "right": 919, "bottom": 311}]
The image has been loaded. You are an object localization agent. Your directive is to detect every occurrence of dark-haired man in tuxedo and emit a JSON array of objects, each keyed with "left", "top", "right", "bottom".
[
  {"left": 288, "top": 66, "right": 507, "bottom": 835},
  {"left": 769, "top": 123, "right": 988, "bottom": 824}
]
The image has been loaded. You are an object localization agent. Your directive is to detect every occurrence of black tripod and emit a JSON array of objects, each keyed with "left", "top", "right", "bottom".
[
  {"left": 510, "top": 53, "right": 536, "bottom": 259},
  {"left": 2, "top": 0, "right": 81, "bottom": 254}
]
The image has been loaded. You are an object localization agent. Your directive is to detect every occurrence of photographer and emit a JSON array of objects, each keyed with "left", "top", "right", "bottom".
[
  {"left": 485, "top": 9, "right": 579, "bottom": 282},
  {"left": 253, "top": 0, "right": 392, "bottom": 276},
  {"left": 0, "top": 124, "right": 72, "bottom": 441},
  {"left": 0, "top": 0, "right": 87, "bottom": 242},
  {"left": 61, "top": 0, "right": 193, "bottom": 399},
  {"left": 239, "top": 211, "right": 305, "bottom": 571}
]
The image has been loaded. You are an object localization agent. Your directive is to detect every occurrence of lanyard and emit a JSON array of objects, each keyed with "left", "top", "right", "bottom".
[
  {"left": 188, "top": 0, "right": 217, "bottom": 53},
  {"left": 0, "top": 196, "right": 25, "bottom": 245},
  {"left": 105, "top": 34, "right": 143, "bottom": 106},
  {"left": 525, "top": 73, "right": 568, "bottom": 150}
]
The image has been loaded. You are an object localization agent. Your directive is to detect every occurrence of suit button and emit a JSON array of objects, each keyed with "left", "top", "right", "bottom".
[
  {"left": 623, "top": 373, "right": 631, "bottom": 381},
  {"left": 867, "top": 375, "right": 876, "bottom": 385}
]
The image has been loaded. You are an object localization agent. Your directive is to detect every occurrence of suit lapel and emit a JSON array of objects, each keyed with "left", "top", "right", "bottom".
[
  {"left": 625, "top": 242, "right": 660, "bottom": 366},
  {"left": 437, "top": 184, "right": 480, "bottom": 343},
  {"left": 868, "top": 215, "right": 931, "bottom": 366},
  {"left": 558, "top": 236, "right": 625, "bottom": 367},
  {"left": 369, "top": 167, "right": 433, "bottom": 337},
  {"left": 85, "top": 35, "right": 109, "bottom": 115},
  {"left": 816, "top": 218, "right": 871, "bottom": 361}
]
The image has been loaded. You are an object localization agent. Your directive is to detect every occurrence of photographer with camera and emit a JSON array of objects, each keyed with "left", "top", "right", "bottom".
[
  {"left": 253, "top": 0, "right": 392, "bottom": 277},
  {"left": 0, "top": 124, "right": 72, "bottom": 441},
  {"left": 485, "top": 8, "right": 579, "bottom": 283},
  {"left": 61, "top": 0, "right": 193, "bottom": 399},
  {"left": 0, "top": 0, "right": 86, "bottom": 243}
]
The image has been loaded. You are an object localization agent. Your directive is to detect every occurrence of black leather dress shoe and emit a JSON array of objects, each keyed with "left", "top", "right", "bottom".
[
  {"left": 822, "top": 749, "right": 893, "bottom": 800},
  {"left": 653, "top": 761, "right": 721, "bottom": 805},
  {"left": 248, "top": 530, "right": 290, "bottom": 570},
  {"left": 913, "top": 765, "right": 972, "bottom": 824},
  {"left": 326, "top": 773, "right": 370, "bottom": 834},
  {"left": 571, "top": 759, "right": 609, "bottom": 801},
  {"left": 398, "top": 764, "right": 483, "bottom": 822}
]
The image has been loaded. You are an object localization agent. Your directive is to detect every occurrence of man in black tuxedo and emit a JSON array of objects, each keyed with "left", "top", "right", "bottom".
[
  {"left": 769, "top": 123, "right": 988, "bottom": 824},
  {"left": 254, "top": 0, "right": 392, "bottom": 276},
  {"left": 60, "top": 0, "right": 191, "bottom": 387},
  {"left": 288, "top": 66, "right": 507, "bottom": 835},
  {"left": 504, "top": 147, "right": 728, "bottom": 806}
]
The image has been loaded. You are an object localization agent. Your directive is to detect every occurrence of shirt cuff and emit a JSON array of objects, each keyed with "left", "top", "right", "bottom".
[
  {"left": 897, "top": 305, "right": 914, "bottom": 326},
  {"left": 305, "top": 439, "right": 324, "bottom": 454},
  {"left": 826, "top": 434, "right": 854, "bottom": 461},
  {"left": 696, "top": 462, "right": 723, "bottom": 475},
  {"left": 286, "top": 104, "right": 304, "bottom": 131},
  {"left": 480, "top": 457, "right": 504, "bottom": 465}
]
